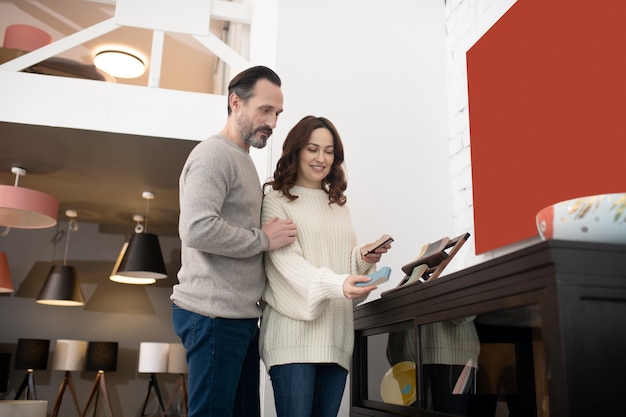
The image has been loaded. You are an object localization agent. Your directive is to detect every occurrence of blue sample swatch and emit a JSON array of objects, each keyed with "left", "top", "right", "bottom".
[{"left": 355, "top": 266, "right": 392, "bottom": 287}]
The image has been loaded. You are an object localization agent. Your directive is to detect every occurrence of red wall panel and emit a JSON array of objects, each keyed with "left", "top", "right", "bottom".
[{"left": 467, "top": 0, "right": 626, "bottom": 254}]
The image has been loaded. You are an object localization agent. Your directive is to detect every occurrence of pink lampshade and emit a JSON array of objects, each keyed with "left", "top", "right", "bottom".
[
  {"left": 0, "top": 252, "right": 13, "bottom": 293},
  {"left": 0, "top": 167, "right": 58, "bottom": 229},
  {"left": 3, "top": 24, "right": 52, "bottom": 51}
]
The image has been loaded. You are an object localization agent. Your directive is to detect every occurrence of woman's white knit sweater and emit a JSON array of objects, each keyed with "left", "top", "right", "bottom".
[{"left": 260, "top": 186, "right": 374, "bottom": 372}]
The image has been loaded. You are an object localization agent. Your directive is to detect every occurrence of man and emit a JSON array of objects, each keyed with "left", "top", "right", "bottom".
[{"left": 171, "top": 66, "right": 297, "bottom": 417}]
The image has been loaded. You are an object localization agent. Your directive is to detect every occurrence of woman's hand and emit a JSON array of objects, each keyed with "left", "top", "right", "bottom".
[
  {"left": 361, "top": 241, "right": 392, "bottom": 263},
  {"left": 343, "top": 275, "right": 378, "bottom": 299}
]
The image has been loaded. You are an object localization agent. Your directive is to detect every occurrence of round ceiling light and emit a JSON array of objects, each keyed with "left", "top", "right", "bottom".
[{"left": 94, "top": 50, "right": 145, "bottom": 79}]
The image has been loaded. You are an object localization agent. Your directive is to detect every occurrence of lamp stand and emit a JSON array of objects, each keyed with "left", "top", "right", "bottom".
[
  {"left": 51, "top": 371, "right": 82, "bottom": 417},
  {"left": 14, "top": 369, "right": 37, "bottom": 400},
  {"left": 81, "top": 371, "right": 114, "bottom": 417},
  {"left": 140, "top": 373, "right": 165, "bottom": 416},
  {"left": 162, "top": 374, "right": 187, "bottom": 417}
]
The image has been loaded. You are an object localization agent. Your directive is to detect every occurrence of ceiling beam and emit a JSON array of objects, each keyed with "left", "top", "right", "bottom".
[
  {"left": 86, "top": 0, "right": 252, "bottom": 24},
  {"left": 192, "top": 32, "right": 250, "bottom": 74}
]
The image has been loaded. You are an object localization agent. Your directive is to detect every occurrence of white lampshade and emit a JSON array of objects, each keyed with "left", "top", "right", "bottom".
[
  {"left": 138, "top": 342, "right": 169, "bottom": 373},
  {"left": 167, "top": 343, "right": 187, "bottom": 374},
  {"left": 52, "top": 339, "right": 87, "bottom": 371}
]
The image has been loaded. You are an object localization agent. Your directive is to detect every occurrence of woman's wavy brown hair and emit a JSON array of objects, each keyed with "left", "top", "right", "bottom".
[{"left": 265, "top": 115, "right": 347, "bottom": 205}]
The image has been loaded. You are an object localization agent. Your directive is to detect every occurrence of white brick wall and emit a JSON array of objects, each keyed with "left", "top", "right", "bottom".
[{"left": 445, "top": 0, "right": 519, "bottom": 267}]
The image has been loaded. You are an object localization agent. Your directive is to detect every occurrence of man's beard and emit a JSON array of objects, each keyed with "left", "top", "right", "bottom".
[
  {"left": 236, "top": 114, "right": 272, "bottom": 149},
  {"left": 243, "top": 127, "right": 272, "bottom": 149}
]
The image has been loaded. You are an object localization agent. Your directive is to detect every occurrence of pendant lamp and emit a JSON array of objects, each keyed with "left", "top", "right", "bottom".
[
  {"left": 37, "top": 210, "right": 85, "bottom": 306},
  {"left": 109, "top": 215, "right": 158, "bottom": 285},
  {"left": 0, "top": 166, "right": 58, "bottom": 229},
  {"left": 110, "top": 192, "right": 167, "bottom": 284}
]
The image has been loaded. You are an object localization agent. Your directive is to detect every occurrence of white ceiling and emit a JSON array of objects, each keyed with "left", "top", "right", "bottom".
[{"left": 0, "top": 0, "right": 232, "bottom": 236}]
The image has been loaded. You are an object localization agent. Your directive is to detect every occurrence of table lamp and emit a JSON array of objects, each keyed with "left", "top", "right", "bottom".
[
  {"left": 13, "top": 338, "right": 50, "bottom": 400},
  {"left": 0, "top": 352, "right": 10, "bottom": 393},
  {"left": 50, "top": 339, "right": 87, "bottom": 417},
  {"left": 81, "top": 341, "right": 117, "bottom": 417},
  {"left": 137, "top": 342, "right": 169, "bottom": 416},
  {"left": 163, "top": 343, "right": 188, "bottom": 417}
]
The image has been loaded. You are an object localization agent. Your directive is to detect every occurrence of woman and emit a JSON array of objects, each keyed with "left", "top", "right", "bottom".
[{"left": 260, "top": 115, "right": 391, "bottom": 417}]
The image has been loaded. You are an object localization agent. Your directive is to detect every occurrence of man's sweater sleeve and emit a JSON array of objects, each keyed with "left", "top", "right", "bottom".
[{"left": 179, "top": 139, "right": 269, "bottom": 258}]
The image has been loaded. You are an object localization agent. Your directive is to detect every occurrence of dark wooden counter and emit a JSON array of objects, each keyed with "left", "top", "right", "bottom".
[{"left": 351, "top": 240, "right": 626, "bottom": 417}]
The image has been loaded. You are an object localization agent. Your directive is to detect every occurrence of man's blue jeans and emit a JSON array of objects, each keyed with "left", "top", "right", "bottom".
[
  {"left": 172, "top": 304, "right": 260, "bottom": 417},
  {"left": 269, "top": 363, "right": 348, "bottom": 417}
]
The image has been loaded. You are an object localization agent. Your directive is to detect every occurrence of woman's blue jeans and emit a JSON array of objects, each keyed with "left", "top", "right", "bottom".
[
  {"left": 269, "top": 363, "right": 348, "bottom": 417},
  {"left": 172, "top": 304, "right": 260, "bottom": 417}
]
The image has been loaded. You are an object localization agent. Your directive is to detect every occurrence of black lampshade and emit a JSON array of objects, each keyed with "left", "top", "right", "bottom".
[
  {"left": 15, "top": 339, "right": 50, "bottom": 370},
  {"left": 36, "top": 265, "right": 85, "bottom": 306},
  {"left": 116, "top": 232, "right": 167, "bottom": 279},
  {"left": 0, "top": 352, "right": 10, "bottom": 392},
  {"left": 86, "top": 342, "right": 118, "bottom": 372}
]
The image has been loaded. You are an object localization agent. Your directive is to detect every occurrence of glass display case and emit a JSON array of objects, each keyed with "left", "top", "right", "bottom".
[{"left": 351, "top": 240, "right": 626, "bottom": 417}]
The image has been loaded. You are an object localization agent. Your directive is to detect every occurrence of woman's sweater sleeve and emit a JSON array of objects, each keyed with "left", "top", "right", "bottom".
[
  {"left": 262, "top": 192, "right": 360, "bottom": 321},
  {"left": 264, "top": 239, "right": 339, "bottom": 321}
]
